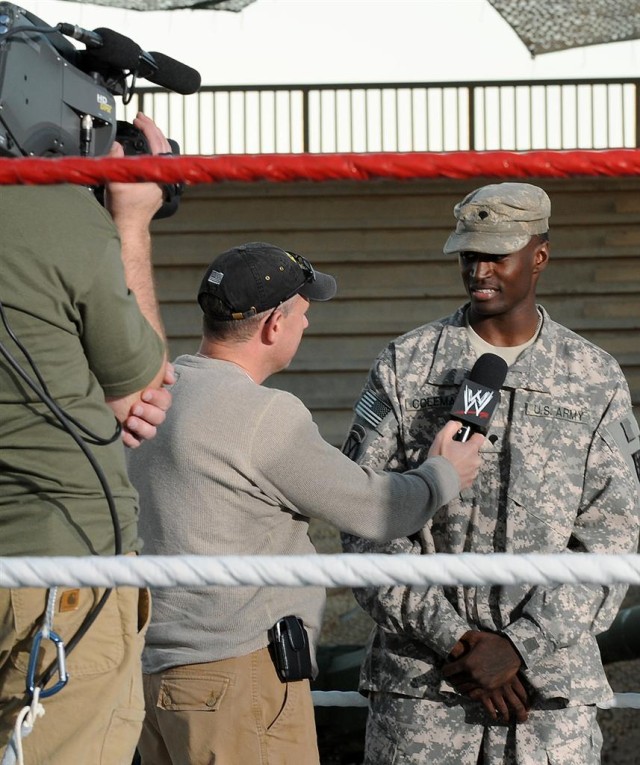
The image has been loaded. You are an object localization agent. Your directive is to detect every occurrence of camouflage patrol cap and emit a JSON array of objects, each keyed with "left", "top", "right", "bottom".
[{"left": 443, "top": 182, "right": 550, "bottom": 255}]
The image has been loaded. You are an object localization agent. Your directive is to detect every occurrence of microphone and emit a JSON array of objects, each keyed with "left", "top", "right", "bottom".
[
  {"left": 145, "top": 52, "right": 202, "bottom": 95},
  {"left": 77, "top": 27, "right": 143, "bottom": 71},
  {"left": 450, "top": 353, "right": 508, "bottom": 442},
  {"left": 62, "top": 25, "right": 201, "bottom": 95}
]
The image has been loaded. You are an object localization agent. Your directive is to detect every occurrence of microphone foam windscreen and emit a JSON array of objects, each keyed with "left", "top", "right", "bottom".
[
  {"left": 87, "top": 28, "right": 142, "bottom": 71},
  {"left": 468, "top": 353, "right": 508, "bottom": 391},
  {"left": 146, "top": 52, "right": 202, "bottom": 95}
]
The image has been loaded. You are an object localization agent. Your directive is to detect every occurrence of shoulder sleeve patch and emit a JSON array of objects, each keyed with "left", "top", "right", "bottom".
[
  {"left": 605, "top": 414, "right": 640, "bottom": 486},
  {"left": 341, "top": 423, "right": 366, "bottom": 461},
  {"left": 342, "top": 389, "right": 397, "bottom": 463},
  {"left": 354, "top": 389, "right": 392, "bottom": 429}
]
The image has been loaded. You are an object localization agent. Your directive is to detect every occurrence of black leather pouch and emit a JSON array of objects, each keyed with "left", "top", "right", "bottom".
[{"left": 268, "top": 615, "right": 313, "bottom": 682}]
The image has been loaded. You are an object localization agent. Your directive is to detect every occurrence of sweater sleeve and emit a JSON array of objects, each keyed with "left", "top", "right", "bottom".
[{"left": 249, "top": 391, "right": 460, "bottom": 542}]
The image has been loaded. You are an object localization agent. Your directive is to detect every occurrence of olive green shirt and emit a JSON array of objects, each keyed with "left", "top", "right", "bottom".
[{"left": 0, "top": 185, "right": 164, "bottom": 556}]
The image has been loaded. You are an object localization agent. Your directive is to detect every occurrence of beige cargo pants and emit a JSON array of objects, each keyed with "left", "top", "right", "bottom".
[{"left": 0, "top": 585, "right": 149, "bottom": 765}]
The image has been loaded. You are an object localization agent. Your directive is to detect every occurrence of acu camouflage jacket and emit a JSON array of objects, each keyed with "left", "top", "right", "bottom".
[{"left": 342, "top": 305, "right": 640, "bottom": 706}]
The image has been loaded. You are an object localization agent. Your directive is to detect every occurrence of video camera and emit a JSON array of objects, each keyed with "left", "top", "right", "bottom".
[{"left": 0, "top": 2, "right": 201, "bottom": 216}]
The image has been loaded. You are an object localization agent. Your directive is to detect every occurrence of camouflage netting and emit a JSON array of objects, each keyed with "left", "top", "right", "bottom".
[
  {"left": 61, "top": 0, "right": 256, "bottom": 11},
  {"left": 58, "top": 1, "right": 640, "bottom": 52},
  {"left": 489, "top": 0, "right": 640, "bottom": 55}
]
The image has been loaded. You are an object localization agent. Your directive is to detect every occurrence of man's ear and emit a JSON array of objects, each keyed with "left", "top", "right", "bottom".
[
  {"left": 533, "top": 240, "right": 550, "bottom": 274},
  {"left": 261, "top": 310, "right": 281, "bottom": 346}
]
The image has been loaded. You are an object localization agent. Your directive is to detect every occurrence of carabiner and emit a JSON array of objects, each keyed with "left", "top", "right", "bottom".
[{"left": 25, "top": 629, "right": 68, "bottom": 699}]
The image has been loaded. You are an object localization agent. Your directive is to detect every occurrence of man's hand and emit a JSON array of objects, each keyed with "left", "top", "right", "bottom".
[
  {"left": 443, "top": 631, "right": 522, "bottom": 691},
  {"left": 444, "top": 631, "right": 529, "bottom": 722},
  {"left": 119, "top": 364, "right": 175, "bottom": 448},
  {"left": 104, "top": 112, "right": 172, "bottom": 227},
  {"left": 468, "top": 680, "right": 529, "bottom": 723},
  {"left": 428, "top": 421, "right": 484, "bottom": 490}
]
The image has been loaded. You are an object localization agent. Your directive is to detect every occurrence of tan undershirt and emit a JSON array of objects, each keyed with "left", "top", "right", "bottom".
[{"left": 465, "top": 309, "right": 543, "bottom": 365}]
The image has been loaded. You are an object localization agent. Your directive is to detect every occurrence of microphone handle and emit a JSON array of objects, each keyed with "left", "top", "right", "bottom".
[
  {"left": 453, "top": 423, "right": 473, "bottom": 442},
  {"left": 57, "top": 23, "right": 103, "bottom": 48}
]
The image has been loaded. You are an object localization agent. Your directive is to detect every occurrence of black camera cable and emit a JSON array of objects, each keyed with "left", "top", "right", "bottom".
[
  {"left": 0, "top": 23, "right": 58, "bottom": 41},
  {"left": 0, "top": 303, "right": 121, "bottom": 447}
]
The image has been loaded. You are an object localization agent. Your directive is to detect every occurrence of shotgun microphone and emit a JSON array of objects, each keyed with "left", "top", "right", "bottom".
[
  {"left": 146, "top": 51, "right": 201, "bottom": 95},
  {"left": 74, "top": 27, "right": 143, "bottom": 71},
  {"left": 65, "top": 28, "right": 201, "bottom": 94},
  {"left": 450, "top": 353, "right": 508, "bottom": 442}
]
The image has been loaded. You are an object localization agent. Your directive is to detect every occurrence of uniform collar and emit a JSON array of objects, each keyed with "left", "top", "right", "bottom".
[{"left": 428, "top": 304, "right": 558, "bottom": 394}]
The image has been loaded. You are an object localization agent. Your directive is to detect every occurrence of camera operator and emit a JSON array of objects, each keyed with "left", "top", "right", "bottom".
[{"left": 0, "top": 112, "right": 173, "bottom": 765}]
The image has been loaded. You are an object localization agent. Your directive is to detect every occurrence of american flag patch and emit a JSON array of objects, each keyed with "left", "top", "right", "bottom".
[
  {"left": 355, "top": 389, "right": 392, "bottom": 429},
  {"left": 207, "top": 270, "right": 224, "bottom": 286}
]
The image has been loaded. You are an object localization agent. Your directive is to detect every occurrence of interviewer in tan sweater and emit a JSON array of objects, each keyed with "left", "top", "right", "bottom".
[{"left": 128, "top": 242, "right": 483, "bottom": 765}]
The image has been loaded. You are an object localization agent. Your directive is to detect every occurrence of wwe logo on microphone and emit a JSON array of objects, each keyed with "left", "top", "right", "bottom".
[
  {"left": 450, "top": 354, "right": 506, "bottom": 440},
  {"left": 462, "top": 385, "right": 494, "bottom": 419}
]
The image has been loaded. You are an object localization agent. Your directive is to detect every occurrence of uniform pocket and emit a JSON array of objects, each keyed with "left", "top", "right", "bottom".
[
  {"left": 546, "top": 731, "right": 601, "bottom": 765},
  {"left": 364, "top": 698, "right": 400, "bottom": 765},
  {"left": 508, "top": 398, "right": 592, "bottom": 546},
  {"left": 519, "top": 706, "right": 601, "bottom": 765}
]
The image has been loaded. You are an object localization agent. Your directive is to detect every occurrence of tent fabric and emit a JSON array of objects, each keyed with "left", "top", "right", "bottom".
[{"left": 488, "top": 0, "right": 640, "bottom": 55}]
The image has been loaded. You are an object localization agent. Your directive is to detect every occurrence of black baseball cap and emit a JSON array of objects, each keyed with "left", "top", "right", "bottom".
[{"left": 197, "top": 242, "right": 337, "bottom": 321}]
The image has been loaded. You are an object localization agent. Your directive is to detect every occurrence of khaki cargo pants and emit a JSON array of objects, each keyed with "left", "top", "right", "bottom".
[
  {"left": 0, "top": 585, "right": 150, "bottom": 765},
  {"left": 139, "top": 646, "right": 321, "bottom": 765}
]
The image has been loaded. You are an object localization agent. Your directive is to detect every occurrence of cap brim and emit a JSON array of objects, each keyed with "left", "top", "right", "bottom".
[
  {"left": 443, "top": 230, "right": 533, "bottom": 255},
  {"left": 299, "top": 270, "right": 337, "bottom": 302}
]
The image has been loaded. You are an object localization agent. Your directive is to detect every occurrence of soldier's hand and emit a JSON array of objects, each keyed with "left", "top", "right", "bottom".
[
  {"left": 448, "top": 639, "right": 466, "bottom": 660},
  {"left": 428, "top": 421, "right": 484, "bottom": 491},
  {"left": 469, "top": 678, "right": 530, "bottom": 723},
  {"left": 442, "top": 630, "right": 522, "bottom": 691}
]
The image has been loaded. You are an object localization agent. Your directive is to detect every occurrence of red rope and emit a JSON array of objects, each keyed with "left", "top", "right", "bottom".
[{"left": 1, "top": 149, "right": 640, "bottom": 185}]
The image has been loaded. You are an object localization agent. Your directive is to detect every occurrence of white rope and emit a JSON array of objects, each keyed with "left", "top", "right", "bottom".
[
  {"left": 1, "top": 689, "right": 45, "bottom": 765},
  {"left": 41, "top": 588, "right": 57, "bottom": 639},
  {"left": 598, "top": 693, "right": 640, "bottom": 709},
  {"left": 0, "top": 551, "right": 637, "bottom": 752},
  {"left": 312, "top": 691, "right": 368, "bottom": 707},
  {"left": 0, "top": 553, "right": 639, "bottom": 589}
]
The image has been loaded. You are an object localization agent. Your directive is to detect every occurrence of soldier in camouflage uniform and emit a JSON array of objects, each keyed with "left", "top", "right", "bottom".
[{"left": 341, "top": 183, "right": 640, "bottom": 764}]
